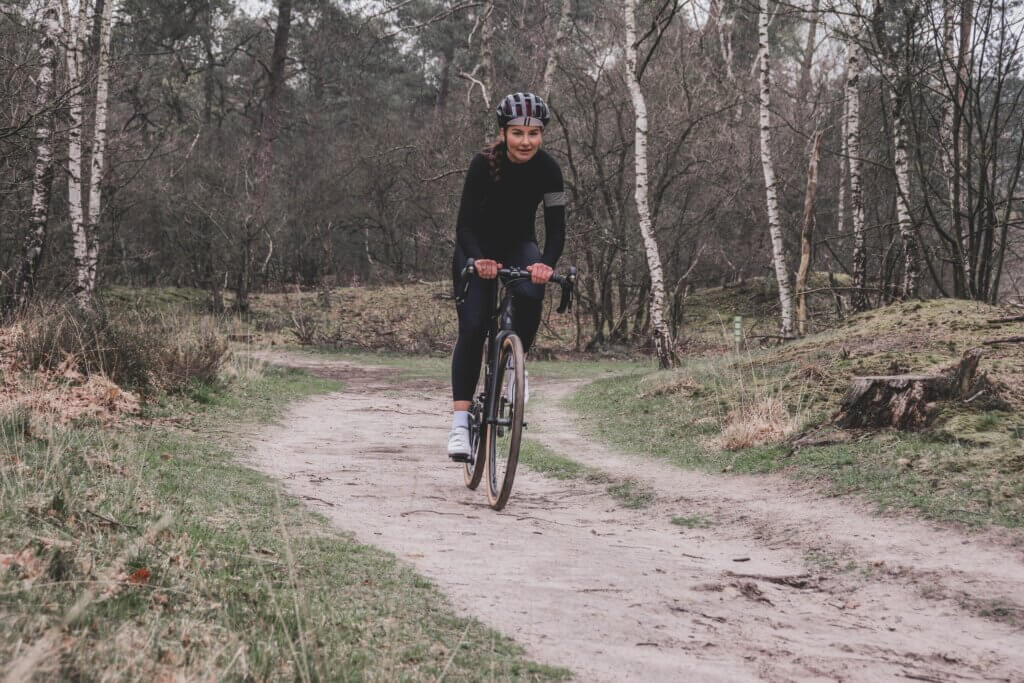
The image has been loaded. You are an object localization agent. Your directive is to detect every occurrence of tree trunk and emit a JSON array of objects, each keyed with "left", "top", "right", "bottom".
[
  {"left": 847, "top": 41, "right": 868, "bottom": 312},
  {"left": 758, "top": 0, "right": 795, "bottom": 338},
  {"left": 85, "top": 0, "right": 116, "bottom": 298},
  {"left": 480, "top": 0, "right": 495, "bottom": 134},
  {"left": 797, "top": 0, "right": 820, "bottom": 107},
  {"left": 624, "top": 0, "right": 676, "bottom": 368},
  {"left": 434, "top": 45, "right": 452, "bottom": 115},
  {"left": 957, "top": 0, "right": 975, "bottom": 296},
  {"left": 238, "top": 0, "right": 292, "bottom": 312},
  {"left": 833, "top": 349, "right": 1007, "bottom": 429},
  {"left": 65, "top": 0, "right": 91, "bottom": 307},
  {"left": 10, "top": 0, "right": 61, "bottom": 313},
  {"left": 940, "top": 0, "right": 970, "bottom": 296},
  {"left": 541, "top": 0, "right": 572, "bottom": 102},
  {"left": 891, "top": 91, "right": 919, "bottom": 300},
  {"left": 837, "top": 74, "right": 847, "bottom": 236},
  {"left": 871, "top": 0, "right": 919, "bottom": 300},
  {"left": 796, "top": 130, "right": 823, "bottom": 337}
]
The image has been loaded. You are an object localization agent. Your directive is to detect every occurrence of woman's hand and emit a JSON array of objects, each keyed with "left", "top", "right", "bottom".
[
  {"left": 527, "top": 262, "right": 553, "bottom": 284},
  {"left": 475, "top": 259, "right": 501, "bottom": 279}
]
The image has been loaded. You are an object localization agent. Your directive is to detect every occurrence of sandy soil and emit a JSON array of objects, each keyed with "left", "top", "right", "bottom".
[{"left": 248, "top": 353, "right": 1024, "bottom": 682}]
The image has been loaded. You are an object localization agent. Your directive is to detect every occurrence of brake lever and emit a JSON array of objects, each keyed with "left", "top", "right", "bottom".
[{"left": 556, "top": 267, "right": 576, "bottom": 314}]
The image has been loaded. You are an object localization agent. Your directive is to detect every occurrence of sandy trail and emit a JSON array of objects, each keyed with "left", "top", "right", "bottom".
[{"left": 248, "top": 353, "right": 1024, "bottom": 682}]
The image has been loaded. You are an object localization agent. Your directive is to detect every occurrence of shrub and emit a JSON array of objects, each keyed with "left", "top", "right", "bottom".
[{"left": 15, "top": 303, "right": 230, "bottom": 394}]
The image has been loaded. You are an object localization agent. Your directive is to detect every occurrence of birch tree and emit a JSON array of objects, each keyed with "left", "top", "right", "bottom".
[
  {"left": 846, "top": 40, "right": 868, "bottom": 311},
  {"left": 10, "top": 0, "right": 62, "bottom": 312},
  {"left": 64, "top": 0, "right": 90, "bottom": 306},
  {"left": 85, "top": 0, "right": 116, "bottom": 299},
  {"left": 758, "top": 0, "right": 795, "bottom": 338},
  {"left": 541, "top": 0, "right": 572, "bottom": 102},
  {"left": 624, "top": 0, "right": 676, "bottom": 368},
  {"left": 870, "top": 0, "right": 919, "bottom": 300}
]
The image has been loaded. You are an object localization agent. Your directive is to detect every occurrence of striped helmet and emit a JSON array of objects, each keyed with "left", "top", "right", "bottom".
[{"left": 496, "top": 92, "right": 550, "bottom": 128}]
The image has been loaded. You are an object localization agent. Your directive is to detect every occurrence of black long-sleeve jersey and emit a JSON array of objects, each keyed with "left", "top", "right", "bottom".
[{"left": 455, "top": 148, "right": 566, "bottom": 267}]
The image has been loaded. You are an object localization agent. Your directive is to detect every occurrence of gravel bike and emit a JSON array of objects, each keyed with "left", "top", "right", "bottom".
[{"left": 457, "top": 258, "right": 576, "bottom": 510}]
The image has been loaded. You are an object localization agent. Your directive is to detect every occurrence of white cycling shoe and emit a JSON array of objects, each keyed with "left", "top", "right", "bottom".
[
  {"left": 447, "top": 426, "right": 472, "bottom": 462},
  {"left": 507, "top": 368, "right": 528, "bottom": 406}
]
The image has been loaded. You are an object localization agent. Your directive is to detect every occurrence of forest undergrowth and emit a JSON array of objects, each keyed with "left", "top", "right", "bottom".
[
  {"left": 0, "top": 301, "right": 564, "bottom": 680},
  {"left": 571, "top": 299, "right": 1024, "bottom": 528}
]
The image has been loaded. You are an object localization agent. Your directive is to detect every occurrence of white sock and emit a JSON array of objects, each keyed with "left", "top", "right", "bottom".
[{"left": 452, "top": 411, "right": 470, "bottom": 430}]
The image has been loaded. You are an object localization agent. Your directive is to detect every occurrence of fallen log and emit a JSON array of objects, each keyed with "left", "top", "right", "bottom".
[
  {"left": 986, "top": 314, "right": 1024, "bottom": 324},
  {"left": 832, "top": 349, "right": 1006, "bottom": 430}
]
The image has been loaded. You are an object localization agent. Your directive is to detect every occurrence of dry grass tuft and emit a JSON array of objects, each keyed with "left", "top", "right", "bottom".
[
  {"left": 711, "top": 396, "right": 796, "bottom": 451},
  {"left": 637, "top": 370, "right": 702, "bottom": 399}
]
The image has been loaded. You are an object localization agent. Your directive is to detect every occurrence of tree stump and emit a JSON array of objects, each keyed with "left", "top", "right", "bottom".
[{"left": 832, "top": 349, "right": 994, "bottom": 430}]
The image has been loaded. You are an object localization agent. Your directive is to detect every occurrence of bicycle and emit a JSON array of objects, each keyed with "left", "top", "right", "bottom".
[{"left": 456, "top": 258, "right": 576, "bottom": 511}]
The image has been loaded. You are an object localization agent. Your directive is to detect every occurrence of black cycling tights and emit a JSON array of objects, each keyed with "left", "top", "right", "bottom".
[{"left": 451, "top": 241, "right": 544, "bottom": 402}]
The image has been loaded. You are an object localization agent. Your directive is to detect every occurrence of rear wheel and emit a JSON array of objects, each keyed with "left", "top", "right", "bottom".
[
  {"left": 485, "top": 334, "right": 525, "bottom": 510},
  {"left": 463, "top": 345, "right": 488, "bottom": 489},
  {"left": 463, "top": 398, "right": 486, "bottom": 489}
]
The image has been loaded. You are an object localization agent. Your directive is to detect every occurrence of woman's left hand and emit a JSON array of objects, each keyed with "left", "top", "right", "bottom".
[{"left": 527, "top": 262, "right": 553, "bottom": 285}]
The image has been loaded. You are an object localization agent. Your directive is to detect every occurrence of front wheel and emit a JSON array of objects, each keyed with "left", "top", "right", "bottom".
[{"left": 485, "top": 334, "right": 525, "bottom": 510}]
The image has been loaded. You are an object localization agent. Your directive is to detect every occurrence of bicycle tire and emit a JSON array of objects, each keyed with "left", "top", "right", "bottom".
[
  {"left": 485, "top": 334, "right": 525, "bottom": 510},
  {"left": 463, "top": 398, "right": 486, "bottom": 489}
]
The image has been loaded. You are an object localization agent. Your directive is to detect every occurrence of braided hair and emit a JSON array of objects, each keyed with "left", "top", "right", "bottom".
[{"left": 482, "top": 135, "right": 507, "bottom": 183}]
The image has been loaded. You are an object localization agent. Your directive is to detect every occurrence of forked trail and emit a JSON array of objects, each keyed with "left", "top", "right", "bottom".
[{"left": 249, "top": 353, "right": 1024, "bottom": 682}]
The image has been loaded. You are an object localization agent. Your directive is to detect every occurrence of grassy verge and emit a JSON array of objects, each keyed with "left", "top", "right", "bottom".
[
  {"left": 1, "top": 360, "right": 567, "bottom": 680},
  {"left": 569, "top": 302, "right": 1024, "bottom": 529},
  {"left": 271, "top": 346, "right": 651, "bottom": 386},
  {"left": 518, "top": 440, "right": 655, "bottom": 509}
]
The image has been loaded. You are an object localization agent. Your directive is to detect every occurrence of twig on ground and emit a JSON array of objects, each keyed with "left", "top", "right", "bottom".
[
  {"left": 85, "top": 508, "right": 136, "bottom": 530},
  {"left": 724, "top": 571, "right": 816, "bottom": 588},
  {"left": 983, "top": 336, "right": 1024, "bottom": 345},
  {"left": 400, "top": 509, "right": 467, "bottom": 517},
  {"left": 300, "top": 495, "right": 336, "bottom": 507}
]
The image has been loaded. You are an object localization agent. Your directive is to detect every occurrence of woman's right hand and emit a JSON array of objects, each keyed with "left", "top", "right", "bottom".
[{"left": 475, "top": 259, "right": 501, "bottom": 279}]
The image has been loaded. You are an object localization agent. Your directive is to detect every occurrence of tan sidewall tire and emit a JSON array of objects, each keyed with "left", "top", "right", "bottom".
[{"left": 486, "top": 334, "right": 524, "bottom": 511}]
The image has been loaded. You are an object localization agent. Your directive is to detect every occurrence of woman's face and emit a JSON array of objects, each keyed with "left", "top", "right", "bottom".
[{"left": 502, "top": 125, "right": 543, "bottom": 163}]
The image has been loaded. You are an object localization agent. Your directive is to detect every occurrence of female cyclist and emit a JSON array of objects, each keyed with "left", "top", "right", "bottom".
[{"left": 447, "top": 91, "right": 566, "bottom": 461}]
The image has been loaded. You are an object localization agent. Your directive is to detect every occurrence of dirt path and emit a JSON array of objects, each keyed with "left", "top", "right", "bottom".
[{"left": 248, "top": 353, "right": 1024, "bottom": 682}]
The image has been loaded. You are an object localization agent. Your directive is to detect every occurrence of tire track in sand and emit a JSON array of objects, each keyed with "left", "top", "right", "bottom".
[{"left": 248, "top": 353, "right": 1024, "bottom": 682}]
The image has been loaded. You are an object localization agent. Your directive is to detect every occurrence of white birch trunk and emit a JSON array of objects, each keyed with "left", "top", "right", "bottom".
[
  {"left": 837, "top": 83, "right": 847, "bottom": 235},
  {"left": 847, "top": 41, "right": 868, "bottom": 311},
  {"left": 480, "top": 0, "right": 495, "bottom": 129},
  {"left": 758, "top": 0, "right": 795, "bottom": 338},
  {"left": 624, "top": 0, "right": 675, "bottom": 368},
  {"left": 541, "top": 0, "right": 572, "bottom": 102},
  {"left": 871, "top": 0, "right": 919, "bottom": 300},
  {"left": 85, "top": 0, "right": 116, "bottom": 297},
  {"left": 892, "top": 97, "right": 919, "bottom": 299},
  {"left": 64, "top": 0, "right": 91, "bottom": 306},
  {"left": 12, "top": 0, "right": 62, "bottom": 310},
  {"left": 940, "top": 0, "right": 970, "bottom": 294}
]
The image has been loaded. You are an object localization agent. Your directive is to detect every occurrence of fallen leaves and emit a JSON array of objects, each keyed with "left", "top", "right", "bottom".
[
  {"left": 128, "top": 568, "right": 151, "bottom": 584},
  {"left": 0, "top": 326, "right": 141, "bottom": 426}
]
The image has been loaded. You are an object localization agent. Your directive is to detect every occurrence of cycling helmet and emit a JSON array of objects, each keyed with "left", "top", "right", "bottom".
[{"left": 496, "top": 92, "right": 550, "bottom": 128}]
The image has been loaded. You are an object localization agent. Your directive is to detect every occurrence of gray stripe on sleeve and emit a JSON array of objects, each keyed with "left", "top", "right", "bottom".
[{"left": 543, "top": 191, "right": 566, "bottom": 207}]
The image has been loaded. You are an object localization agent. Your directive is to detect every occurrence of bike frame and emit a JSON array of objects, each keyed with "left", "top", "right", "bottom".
[{"left": 480, "top": 279, "right": 519, "bottom": 434}]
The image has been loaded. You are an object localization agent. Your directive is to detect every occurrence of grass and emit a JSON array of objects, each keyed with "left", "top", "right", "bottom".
[
  {"left": 568, "top": 300, "right": 1024, "bottom": 528},
  {"left": 518, "top": 440, "right": 609, "bottom": 483},
  {"left": 670, "top": 515, "right": 714, "bottom": 529},
  {"left": 605, "top": 480, "right": 657, "bottom": 509},
  {"left": 274, "top": 346, "right": 650, "bottom": 387},
  {"left": 0, "top": 358, "right": 568, "bottom": 680},
  {"left": 518, "top": 440, "right": 654, "bottom": 509}
]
